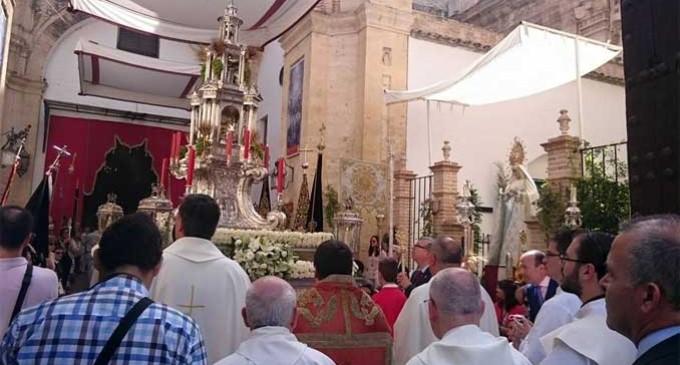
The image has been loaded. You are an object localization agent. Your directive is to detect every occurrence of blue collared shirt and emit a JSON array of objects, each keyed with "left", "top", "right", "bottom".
[
  {"left": 637, "top": 325, "right": 680, "bottom": 358},
  {"left": 1, "top": 274, "right": 207, "bottom": 365}
]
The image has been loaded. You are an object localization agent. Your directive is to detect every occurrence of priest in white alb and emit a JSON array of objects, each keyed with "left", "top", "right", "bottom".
[
  {"left": 393, "top": 237, "right": 499, "bottom": 365},
  {"left": 539, "top": 232, "right": 635, "bottom": 365},
  {"left": 150, "top": 194, "right": 252, "bottom": 364},
  {"left": 215, "top": 276, "right": 335, "bottom": 365},
  {"left": 407, "top": 268, "right": 530, "bottom": 365}
]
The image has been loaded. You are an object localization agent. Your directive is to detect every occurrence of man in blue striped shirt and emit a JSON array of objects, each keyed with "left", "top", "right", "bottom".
[{"left": 1, "top": 212, "right": 207, "bottom": 364}]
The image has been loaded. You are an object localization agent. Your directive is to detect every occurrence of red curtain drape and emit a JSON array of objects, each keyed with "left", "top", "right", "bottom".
[{"left": 44, "top": 115, "right": 187, "bottom": 231}]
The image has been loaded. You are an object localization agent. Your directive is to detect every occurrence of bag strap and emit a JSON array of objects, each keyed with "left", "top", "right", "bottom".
[
  {"left": 93, "top": 297, "right": 154, "bottom": 365},
  {"left": 10, "top": 263, "right": 33, "bottom": 322}
]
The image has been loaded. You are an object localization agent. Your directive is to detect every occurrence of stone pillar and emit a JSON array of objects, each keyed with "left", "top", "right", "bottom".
[
  {"left": 528, "top": 109, "right": 582, "bottom": 249},
  {"left": 393, "top": 155, "right": 415, "bottom": 246},
  {"left": 541, "top": 110, "right": 583, "bottom": 195},
  {"left": 430, "top": 142, "right": 463, "bottom": 241}
]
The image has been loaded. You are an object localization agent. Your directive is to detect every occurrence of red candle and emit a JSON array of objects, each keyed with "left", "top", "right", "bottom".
[
  {"left": 186, "top": 147, "right": 196, "bottom": 187},
  {"left": 277, "top": 158, "right": 284, "bottom": 193},
  {"left": 161, "top": 158, "right": 168, "bottom": 189},
  {"left": 170, "top": 133, "right": 178, "bottom": 159},
  {"left": 243, "top": 129, "right": 251, "bottom": 160},
  {"left": 174, "top": 132, "right": 182, "bottom": 158},
  {"left": 264, "top": 145, "right": 270, "bottom": 168},
  {"left": 226, "top": 130, "right": 233, "bottom": 160}
]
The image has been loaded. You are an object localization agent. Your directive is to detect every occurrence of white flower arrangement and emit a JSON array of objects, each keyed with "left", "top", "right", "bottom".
[
  {"left": 214, "top": 228, "right": 333, "bottom": 249},
  {"left": 289, "top": 260, "right": 315, "bottom": 279},
  {"left": 232, "top": 237, "right": 297, "bottom": 280}
]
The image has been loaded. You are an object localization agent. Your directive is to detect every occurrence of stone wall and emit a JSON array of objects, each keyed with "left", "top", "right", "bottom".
[{"left": 454, "top": 0, "right": 622, "bottom": 44}]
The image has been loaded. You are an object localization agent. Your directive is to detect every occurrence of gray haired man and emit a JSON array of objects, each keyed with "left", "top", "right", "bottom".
[
  {"left": 406, "top": 268, "right": 531, "bottom": 365},
  {"left": 214, "top": 276, "right": 335, "bottom": 365}
]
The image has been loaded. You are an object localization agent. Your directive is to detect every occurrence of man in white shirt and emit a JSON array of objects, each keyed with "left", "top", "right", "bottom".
[
  {"left": 215, "top": 276, "right": 335, "bottom": 365},
  {"left": 393, "top": 236, "right": 499, "bottom": 365},
  {"left": 511, "top": 230, "right": 582, "bottom": 364},
  {"left": 406, "top": 268, "right": 531, "bottom": 365},
  {"left": 150, "top": 194, "right": 252, "bottom": 364},
  {"left": 0, "top": 206, "right": 58, "bottom": 337},
  {"left": 540, "top": 232, "right": 635, "bottom": 365}
]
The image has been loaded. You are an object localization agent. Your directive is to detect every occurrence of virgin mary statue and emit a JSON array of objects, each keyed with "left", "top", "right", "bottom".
[{"left": 488, "top": 138, "right": 540, "bottom": 276}]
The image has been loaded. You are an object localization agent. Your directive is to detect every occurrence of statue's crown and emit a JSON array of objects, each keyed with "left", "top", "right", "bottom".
[{"left": 508, "top": 137, "right": 526, "bottom": 166}]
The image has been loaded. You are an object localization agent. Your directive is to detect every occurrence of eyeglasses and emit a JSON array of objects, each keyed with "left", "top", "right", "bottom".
[
  {"left": 545, "top": 251, "right": 560, "bottom": 258},
  {"left": 413, "top": 244, "right": 430, "bottom": 250},
  {"left": 559, "top": 254, "right": 590, "bottom": 264}
]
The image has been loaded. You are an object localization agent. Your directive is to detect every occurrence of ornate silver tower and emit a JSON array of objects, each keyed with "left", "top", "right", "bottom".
[{"left": 171, "top": 3, "right": 285, "bottom": 230}]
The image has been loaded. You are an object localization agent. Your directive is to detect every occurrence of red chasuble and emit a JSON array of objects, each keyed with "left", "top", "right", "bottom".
[{"left": 294, "top": 275, "right": 393, "bottom": 365}]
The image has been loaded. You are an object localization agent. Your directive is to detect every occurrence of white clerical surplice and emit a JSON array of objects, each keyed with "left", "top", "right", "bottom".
[
  {"left": 393, "top": 281, "right": 500, "bottom": 365},
  {"left": 150, "top": 237, "right": 252, "bottom": 364}
]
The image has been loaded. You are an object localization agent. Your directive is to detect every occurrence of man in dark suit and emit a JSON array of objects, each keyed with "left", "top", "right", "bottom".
[
  {"left": 396, "top": 237, "right": 433, "bottom": 297},
  {"left": 520, "top": 250, "right": 558, "bottom": 322},
  {"left": 602, "top": 215, "right": 680, "bottom": 365}
]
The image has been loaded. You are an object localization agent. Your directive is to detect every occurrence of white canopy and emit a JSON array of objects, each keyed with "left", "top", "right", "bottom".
[
  {"left": 75, "top": 40, "right": 200, "bottom": 109},
  {"left": 384, "top": 22, "right": 622, "bottom": 106},
  {"left": 69, "top": 0, "right": 321, "bottom": 46}
]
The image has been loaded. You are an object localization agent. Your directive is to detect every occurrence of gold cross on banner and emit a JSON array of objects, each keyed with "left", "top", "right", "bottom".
[{"left": 178, "top": 285, "right": 205, "bottom": 316}]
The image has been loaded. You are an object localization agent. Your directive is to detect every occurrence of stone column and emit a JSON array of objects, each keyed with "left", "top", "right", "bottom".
[
  {"left": 527, "top": 109, "right": 582, "bottom": 249},
  {"left": 540, "top": 110, "right": 583, "bottom": 195},
  {"left": 393, "top": 155, "right": 415, "bottom": 246},
  {"left": 430, "top": 142, "right": 463, "bottom": 241}
]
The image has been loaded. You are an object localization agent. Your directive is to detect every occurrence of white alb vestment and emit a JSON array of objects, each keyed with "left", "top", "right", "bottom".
[
  {"left": 539, "top": 298, "right": 635, "bottom": 365},
  {"left": 149, "top": 237, "right": 252, "bottom": 364},
  {"left": 406, "top": 324, "right": 531, "bottom": 365},
  {"left": 214, "top": 326, "right": 336, "bottom": 365},
  {"left": 393, "top": 281, "right": 499, "bottom": 365},
  {"left": 520, "top": 288, "right": 581, "bottom": 364}
]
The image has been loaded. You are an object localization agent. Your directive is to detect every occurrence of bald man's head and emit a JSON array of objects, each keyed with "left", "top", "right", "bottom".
[
  {"left": 430, "top": 236, "right": 462, "bottom": 274},
  {"left": 244, "top": 276, "right": 297, "bottom": 329},
  {"left": 428, "top": 268, "right": 483, "bottom": 338}
]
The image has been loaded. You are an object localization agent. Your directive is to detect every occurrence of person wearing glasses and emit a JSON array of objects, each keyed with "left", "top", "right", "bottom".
[
  {"left": 602, "top": 215, "right": 680, "bottom": 365},
  {"left": 539, "top": 232, "right": 635, "bottom": 365},
  {"left": 509, "top": 230, "right": 582, "bottom": 364},
  {"left": 397, "top": 237, "right": 434, "bottom": 297},
  {"left": 0, "top": 206, "right": 58, "bottom": 338},
  {"left": 393, "top": 237, "right": 499, "bottom": 365}
]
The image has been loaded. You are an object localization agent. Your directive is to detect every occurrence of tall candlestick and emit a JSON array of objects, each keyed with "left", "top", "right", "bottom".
[
  {"left": 277, "top": 158, "right": 284, "bottom": 193},
  {"left": 170, "top": 133, "right": 178, "bottom": 159},
  {"left": 226, "top": 130, "right": 234, "bottom": 162},
  {"left": 186, "top": 147, "right": 196, "bottom": 188},
  {"left": 264, "top": 145, "right": 270, "bottom": 168},
  {"left": 570, "top": 184, "right": 577, "bottom": 203},
  {"left": 161, "top": 158, "right": 168, "bottom": 189},
  {"left": 243, "top": 129, "right": 251, "bottom": 160}
]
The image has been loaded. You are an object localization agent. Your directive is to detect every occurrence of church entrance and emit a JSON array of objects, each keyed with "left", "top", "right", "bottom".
[{"left": 43, "top": 115, "right": 186, "bottom": 231}]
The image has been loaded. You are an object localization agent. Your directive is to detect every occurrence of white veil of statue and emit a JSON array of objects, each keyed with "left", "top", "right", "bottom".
[{"left": 488, "top": 138, "right": 540, "bottom": 275}]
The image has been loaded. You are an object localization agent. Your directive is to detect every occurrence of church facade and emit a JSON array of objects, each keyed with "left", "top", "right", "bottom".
[{"left": 0, "top": 0, "right": 625, "bottom": 258}]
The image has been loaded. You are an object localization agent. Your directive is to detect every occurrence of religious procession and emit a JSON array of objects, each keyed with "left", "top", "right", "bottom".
[{"left": 0, "top": 0, "right": 678, "bottom": 365}]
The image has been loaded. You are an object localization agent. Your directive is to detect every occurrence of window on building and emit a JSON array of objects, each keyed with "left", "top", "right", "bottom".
[{"left": 117, "top": 28, "right": 160, "bottom": 58}]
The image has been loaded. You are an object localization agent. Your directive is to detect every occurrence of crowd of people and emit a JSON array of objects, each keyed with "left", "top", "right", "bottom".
[{"left": 0, "top": 195, "right": 679, "bottom": 365}]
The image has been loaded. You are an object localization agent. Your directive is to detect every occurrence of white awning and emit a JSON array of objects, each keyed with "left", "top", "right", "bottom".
[
  {"left": 75, "top": 40, "right": 200, "bottom": 109},
  {"left": 69, "top": 0, "right": 321, "bottom": 46},
  {"left": 384, "top": 22, "right": 622, "bottom": 106}
]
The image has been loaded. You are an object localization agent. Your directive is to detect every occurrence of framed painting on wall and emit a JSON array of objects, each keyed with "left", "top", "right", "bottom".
[{"left": 286, "top": 58, "right": 304, "bottom": 157}]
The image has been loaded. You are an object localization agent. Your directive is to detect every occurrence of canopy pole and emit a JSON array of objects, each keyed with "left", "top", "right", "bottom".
[
  {"left": 575, "top": 37, "right": 585, "bottom": 142},
  {"left": 426, "top": 100, "right": 433, "bottom": 166}
]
